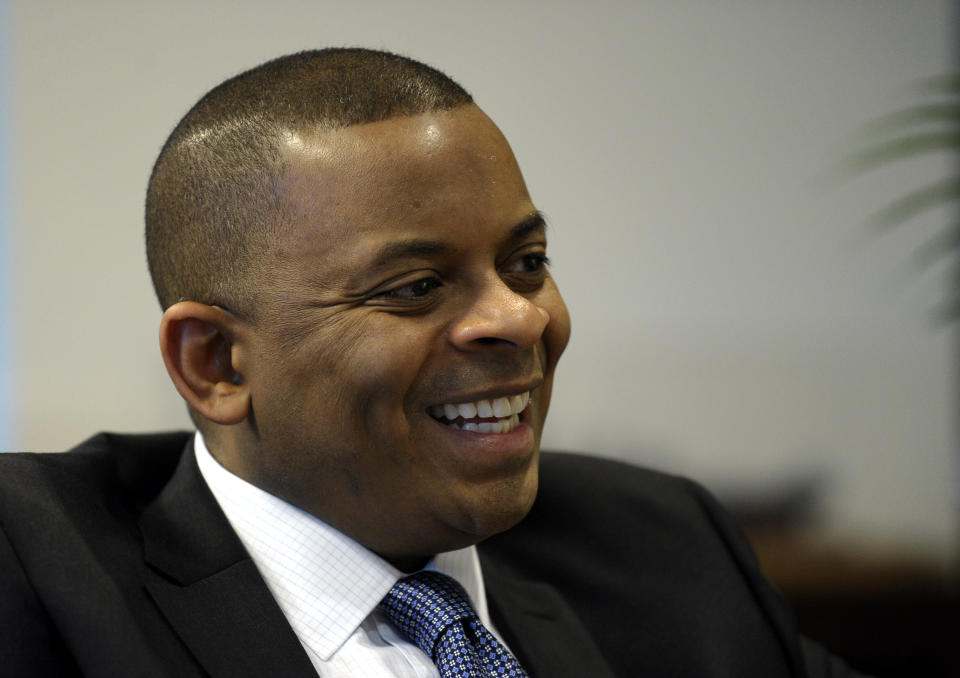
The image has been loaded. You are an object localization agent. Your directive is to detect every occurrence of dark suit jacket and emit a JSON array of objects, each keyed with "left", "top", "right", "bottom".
[{"left": 0, "top": 431, "right": 859, "bottom": 677}]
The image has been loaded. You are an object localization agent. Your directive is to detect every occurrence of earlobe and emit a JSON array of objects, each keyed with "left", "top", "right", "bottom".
[{"left": 159, "top": 302, "right": 250, "bottom": 425}]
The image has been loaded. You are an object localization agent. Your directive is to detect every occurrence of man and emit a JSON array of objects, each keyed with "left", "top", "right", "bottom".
[{"left": 0, "top": 49, "right": 861, "bottom": 676}]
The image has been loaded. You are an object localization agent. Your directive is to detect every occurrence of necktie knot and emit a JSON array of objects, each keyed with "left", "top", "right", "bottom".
[
  {"left": 382, "top": 570, "right": 528, "bottom": 678},
  {"left": 383, "top": 570, "right": 476, "bottom": 656}
]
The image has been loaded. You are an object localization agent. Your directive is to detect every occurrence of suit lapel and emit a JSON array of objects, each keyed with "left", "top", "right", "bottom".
[
  {"left": 138, "top": 439, "right": 611, "bottom": 678},
  {"left": 140, "top": 440, "right": 316, "bottom": 678},
  {"left": 480, "top": 554, "right": 615, "bottom": 678}
]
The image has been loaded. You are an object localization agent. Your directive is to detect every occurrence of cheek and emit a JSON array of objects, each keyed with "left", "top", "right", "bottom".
[
  {"left": 541, "top": 285, "right": 571, "bottom": 369},
  {"left": 255, "top": 315, "right": 398, "bottom": 431},
  {"left": 338, "top": 318, "right": 440, "bottom": 419},
  {"left": 259, "top": 309, "right": 443, "bottom": 449}
]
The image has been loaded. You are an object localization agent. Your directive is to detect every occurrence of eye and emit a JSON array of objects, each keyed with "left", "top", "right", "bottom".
[
  {"left": 517, "top": 252, "right": 550, "bottom": 273},
  {"left": 500, "top": 250, "right": 551, "bottom": 292},
  {"left": 373, "top": 276, "right": 443, "bottom": 302}
]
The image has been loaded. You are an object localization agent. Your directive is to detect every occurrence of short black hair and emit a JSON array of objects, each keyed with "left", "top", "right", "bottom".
[{"left": 145, "top": 48, "right": 473, "bottom": 318}]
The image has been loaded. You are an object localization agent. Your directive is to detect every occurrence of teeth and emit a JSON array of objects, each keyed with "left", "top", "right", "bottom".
[
  {"left": 491, "top": 397, "right": 511, "bottom": 417},
  {"left": 429, "top": 392, "right": 531, "bottom": 434}
]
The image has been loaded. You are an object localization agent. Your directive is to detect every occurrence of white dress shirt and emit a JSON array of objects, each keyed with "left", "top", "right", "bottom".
[{"left": 194, "top": 432, "right": 506, "bottom": 677}]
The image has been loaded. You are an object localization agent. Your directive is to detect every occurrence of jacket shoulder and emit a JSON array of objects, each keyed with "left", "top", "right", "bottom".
[
  {"left": 0, "top": 431, "right": 192, "bottom": 518},
  {"left": 532, "top": 451, "right": 720, "bottom": 542},
  {"left": 481, "top": 451, "right": 807, "bottom": 676}
]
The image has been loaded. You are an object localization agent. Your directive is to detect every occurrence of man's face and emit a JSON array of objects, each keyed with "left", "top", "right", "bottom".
[{"left": 234, "top": 104, "right": 570, "bottom": 567}]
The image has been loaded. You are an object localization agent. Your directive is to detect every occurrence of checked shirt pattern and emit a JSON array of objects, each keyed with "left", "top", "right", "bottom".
[{"left": 383, "top": 571, "right": 528, "bottom": 677}]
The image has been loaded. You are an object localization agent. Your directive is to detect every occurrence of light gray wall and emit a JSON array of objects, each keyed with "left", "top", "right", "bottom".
[{"left": 6, "top": 1, "right": 957, "bottom": 560}]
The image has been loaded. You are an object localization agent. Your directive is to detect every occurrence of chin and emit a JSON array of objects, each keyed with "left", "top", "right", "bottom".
[{"left": 463, "top": 466, "right": 539, "bottom": 540}]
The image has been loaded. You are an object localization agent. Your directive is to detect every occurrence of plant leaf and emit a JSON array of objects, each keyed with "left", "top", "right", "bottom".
[
  {"left": 847, "top": 131, "right": 960, "bottom": 172},
  {"left": 856, "top": 103, "right": 960, "bottom": 138},
  {"left": 869, "top": 178, "right": 960, "bottom": 230},
  {"left": 918, "top": 74, "right": 960, "bottom": 95},
  {"left": 912, "top": 223, "right": 960, "bottom": 267},
  {"left": 932, "top": 293, "right": 960, "bottom": 324}
]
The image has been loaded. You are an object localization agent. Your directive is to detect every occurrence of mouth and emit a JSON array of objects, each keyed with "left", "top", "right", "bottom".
[{"left": 429, "top": 391, "right": 532, "bottom": 434}]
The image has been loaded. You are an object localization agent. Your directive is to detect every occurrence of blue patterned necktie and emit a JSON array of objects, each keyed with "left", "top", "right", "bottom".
[{"left": 382, "top": 570, "right": 529, "bottom": 678}]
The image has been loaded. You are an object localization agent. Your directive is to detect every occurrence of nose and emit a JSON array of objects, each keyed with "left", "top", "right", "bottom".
[{"left": 449, "top": 278, "right": 550, "bottom": 351}]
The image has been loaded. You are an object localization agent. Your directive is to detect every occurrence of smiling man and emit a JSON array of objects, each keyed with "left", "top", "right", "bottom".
[
  {"left": 154, "top": 94, "right": 569, "bottom": 572},
  {"left": 0, "top": 49, "right": 863, "bottom": 677}
]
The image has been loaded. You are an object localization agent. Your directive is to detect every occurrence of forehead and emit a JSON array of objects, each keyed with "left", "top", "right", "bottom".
[{"left": 275, "top": 105, "right": 534, "bottom": 259}]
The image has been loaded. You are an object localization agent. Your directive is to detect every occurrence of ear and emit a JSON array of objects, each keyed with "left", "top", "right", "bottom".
[{"left": 159, "top": 301, "right": 250, "bottom": 426}]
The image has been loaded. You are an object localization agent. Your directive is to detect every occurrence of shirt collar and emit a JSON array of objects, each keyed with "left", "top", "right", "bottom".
[{"left": 193, "top": 431, "right": 492, "bottom": 660}]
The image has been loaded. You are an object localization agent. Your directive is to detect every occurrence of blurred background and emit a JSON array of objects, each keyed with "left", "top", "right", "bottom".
[{"left": 2, "top": 1, "right": 958, "bottom": 674}]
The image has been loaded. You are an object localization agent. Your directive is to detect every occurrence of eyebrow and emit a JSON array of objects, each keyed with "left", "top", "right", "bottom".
[
  {"left": 508, "top": 210, "right": 548, "bottom": 241},
  {"left": 367, "top": 211, "right": 548, "bottom": 270},
  {"left": 367, "top": 239, "right": 452, "bottom": 270}
]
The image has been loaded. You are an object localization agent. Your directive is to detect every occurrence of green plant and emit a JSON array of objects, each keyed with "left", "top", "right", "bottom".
[{"left": 846, "top": 75, "right": 960, "bottom": 320}]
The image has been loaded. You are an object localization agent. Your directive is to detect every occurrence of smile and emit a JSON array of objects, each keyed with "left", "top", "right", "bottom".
[{"left": 429, "top": 391, "right": 531, "bottom": 433}]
